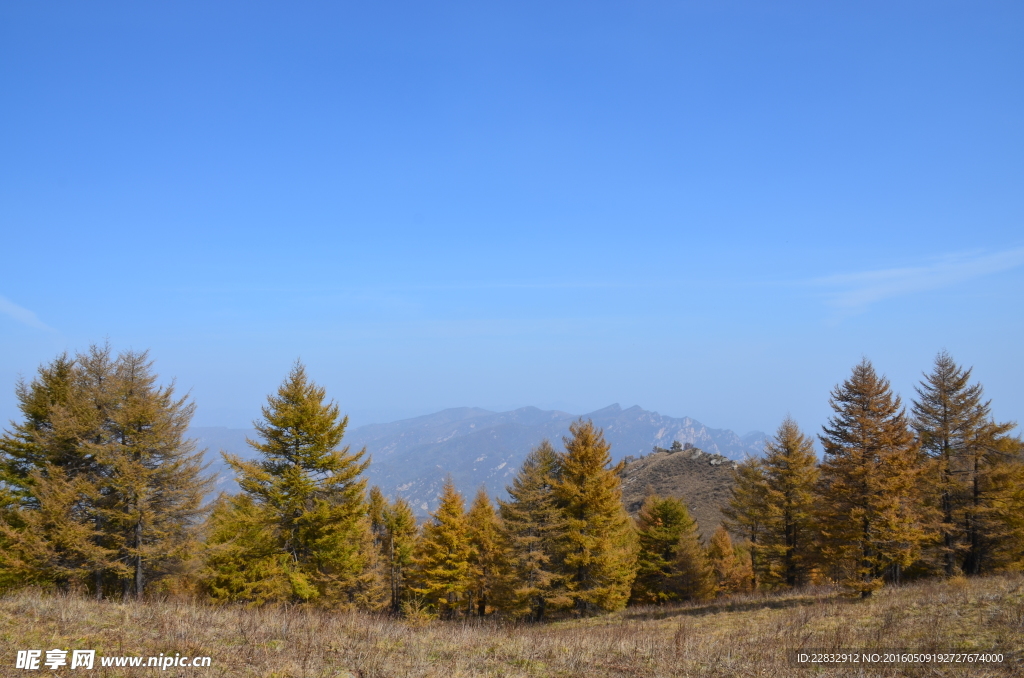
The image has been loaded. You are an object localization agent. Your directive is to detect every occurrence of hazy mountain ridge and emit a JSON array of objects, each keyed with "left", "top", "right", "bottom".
[{"left": 191, "top": 404, "right": 765, "bottom": 514}]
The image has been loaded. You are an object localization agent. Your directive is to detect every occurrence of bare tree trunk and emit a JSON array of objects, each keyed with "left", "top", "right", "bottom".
[
  {"left": 967, "top": 455, "right": 982, "bottom": 575},
  {"left": 134, "top": 519, "right": 144, "bottom": 598}
]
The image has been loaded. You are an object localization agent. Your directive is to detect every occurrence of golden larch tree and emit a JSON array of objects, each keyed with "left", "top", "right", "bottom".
[
  {"left": 553, "top": 419, "right": 637, "bottom": 614},
  {"left": 817, "top": 359, "right": 926, "bottom": 597},
  {"left": 410, "top": 477, "right": 472, "bottom": 618},
  {"left": 466, "top": 487, "right": 505, "bottom": 616},
  {"left": 912, "top": 351, "right": 1021, "bottom": 575}
]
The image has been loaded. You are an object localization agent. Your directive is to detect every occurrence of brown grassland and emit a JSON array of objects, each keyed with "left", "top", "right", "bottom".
[{"left": 1, "top": 574, "right": 1021, "bottom": 677}]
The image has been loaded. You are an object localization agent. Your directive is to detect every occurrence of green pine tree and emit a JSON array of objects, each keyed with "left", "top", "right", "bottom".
[
  {"left": 202, "top": 493, "right": 302, "bottom": 605},
  {"left": 498, "top": 441, "right": 568, "bottom": 621},
  {"left": 0, "top": 353, "right": 110, "bottom": 592},
  {"left": 0, "top": 464, "right": 108, "bottom": 592},
  {"left": 96, "top": 349, "right": 211, "bottom": 598},
  {"left": 207, "top": 361, "right": 377, "bottom": 607},
  {"left": 630, "top": 494, "right": 707, "bottom": 604},
  {"left": 554, "top": 419, "right": 637, "bottom": 614},
  {"left": 369, "top": 485, "right": 387, "bottom": 550}
]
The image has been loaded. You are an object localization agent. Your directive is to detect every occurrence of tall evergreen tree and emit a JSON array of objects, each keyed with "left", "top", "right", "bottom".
[
  {"left": 818, "top": 359, "right": 926, "bottom": 597},
  {"left": 630, "top": 494, "right": 708, "bottom": 604},
  {"left": 0, "top": 465, "right": 108, "bottom": 592},
  {"left": 0, "top": 353, "right": 109, "bottom": 592},
  {"left": 725, "top": 420, "right": 819, "bottom": 590},
  {"left": 466, "top": 487, "right": 505, "bottom": 616},
  {"left": 761, "top": 418, "right": 819, "bottom": 587},
  {"left": 498, "top": 441, "right": 568, "bottom": 621},
  {"left": 0, "top": 345, "right": 210, "bottom": 597},
  {"left": 722, "top": 456, "right": 770, "bottom": 591},
  {"left": 207, "top": 362, "right": 377, "bottom": 607},
  {"left": 912, "top": 351, "right": 1019, "bottom": 575},
  {"left": 98, "top": 349, "right": 210, "bottom": 598},
  {"left": 381, "top": 496, "right": 417, "bottom": 614},
  {"left": 410, "top": 477, "right": 472, "bottom": 618},
  {"left": 554, "top": 419, "right": 637, "bottom": 614},
  {"left": 670, "top": 515, "right": 716, "bottom": 603}
]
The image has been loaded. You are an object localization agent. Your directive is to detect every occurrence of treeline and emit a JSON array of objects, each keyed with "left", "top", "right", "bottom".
[
  {"left": 727, "top": 355, "right": 1024, "bottom": 597},
  {"left": 1, "top": 346, "right": 1022, "bottom": 616}
]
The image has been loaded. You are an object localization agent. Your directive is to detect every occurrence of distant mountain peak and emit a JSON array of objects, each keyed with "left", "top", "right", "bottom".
[{"left": 589, "top": 403, "right": 623, "bottom": 415}]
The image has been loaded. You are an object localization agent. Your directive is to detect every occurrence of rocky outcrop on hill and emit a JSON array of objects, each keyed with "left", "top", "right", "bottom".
[{"left": 619, "top": 443, "right": 738, "bottom": 541}]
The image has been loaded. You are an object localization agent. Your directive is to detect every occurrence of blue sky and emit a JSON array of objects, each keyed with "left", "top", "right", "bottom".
[{"left": 1, "top": 1, "right": 1022, "bottom": 439}]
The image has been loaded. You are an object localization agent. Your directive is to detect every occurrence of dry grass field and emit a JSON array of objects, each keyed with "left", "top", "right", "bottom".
[{"left": 2, "top": 574, "right": 1021, "bottom": 677}]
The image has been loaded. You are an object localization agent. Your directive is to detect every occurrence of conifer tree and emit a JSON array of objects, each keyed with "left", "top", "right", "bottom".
[
  {"left": 410, "top": 477, "right": 472, "bottom": 618},
  {"left": 707, "top": 525, "right": 751, "bottom": 595},
  {"left": 630, "top": 494, "right": 705, "bottom": 604},
  {"left": 732, "top": 540, "right": 755, "bottom": 592},
  {"left": 0, "top": 354, "right": 86, "bottom": 477},
  {"left": 0, "top": 353, "right": 110, "bottom": 592},
  {"left": 0, "top": 345, "right": 210, "bottom": 597},
  {"left": 818, "top": 359, "right": 926, "bottom": 597},
  {"left": 202, "top": 493, "right": 300, "bottom": 604},
  {"left": 367, "top": 485, "right": 413, "bottom": 611},
  {"left": 722, "top": 456, "right": 770, "bottom": 590},
  {"left": 498, "top": 441, "right": 568, "bottom": 621},
  {"left": 762, "top": 418, "right": 819, "bottom": 587},
  {"left": 98, "top": 349, "right": 211, "bottom": 598},
  {"left": 554, "top": 419, "right": 637, "bottom": 614},
  {"left": 724, "top": 419, "right": 819, "bottom": 590},
  {"left": 208, "top": 362, "right": 377, "bottom": 607},
  {"left": 912, "top": 351, "right": 1020, "bottom": 575},
  {"left": 466, "top": 487, "right": 505, "bottom": 616},
  {"left": 671, "top": 516, "right": 716, "bottom": 602},
  {"left": 381, "top": 496, "right": 417, "bottom": 613},
  {"left": 981, "top": 436, "right": 1024, "bottom": 571}
]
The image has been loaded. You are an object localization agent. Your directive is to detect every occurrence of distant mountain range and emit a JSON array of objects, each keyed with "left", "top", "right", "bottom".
[{"left": 191, "top": 404, "right": 765, "bottom": 514}]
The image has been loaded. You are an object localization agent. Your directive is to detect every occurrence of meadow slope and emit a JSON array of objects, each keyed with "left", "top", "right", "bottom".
[{"left": 1, "top": 575, "right": 1021, "bottom": 677}]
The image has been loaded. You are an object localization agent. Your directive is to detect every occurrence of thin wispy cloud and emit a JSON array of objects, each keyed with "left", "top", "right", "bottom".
[
  {"left": 813, "top": 247, "right": 1024, "bottom": 313},
  {"left": 0, "top": 294, "right": 54, "bottom": 331}
]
